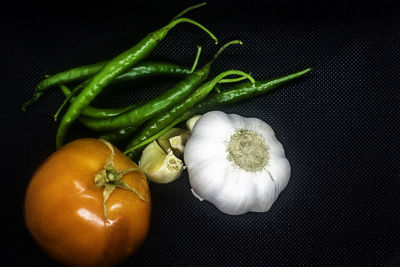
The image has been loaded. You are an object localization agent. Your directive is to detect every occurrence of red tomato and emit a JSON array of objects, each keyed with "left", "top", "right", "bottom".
[{"left": 24, "top": 138, "right": 151, "bottom": 267}]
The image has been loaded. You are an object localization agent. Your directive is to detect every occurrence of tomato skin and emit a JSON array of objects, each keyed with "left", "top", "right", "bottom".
[{"left": 24, "top": 138, "right": 151, "bottom": 267}]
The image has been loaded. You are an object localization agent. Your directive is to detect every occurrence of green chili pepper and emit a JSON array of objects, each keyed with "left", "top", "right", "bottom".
[
  {"left": 77, "top": 40, "right": 241, "bottom": 133},
  {"left": 55, "top": 3, "right": 218, "bottom": 148},
  {"left": 191, "top": 68, "right": 312, "bottom": 112},
  {"left": 57, "top": 46, "right": 202, "bottom": 121},
  {"left": 113, "top": 61, "right": 192, "bottom": 83},
  {"left": 25, "top": 60, "right": 192, "bottom": 114},
  {"left": 122, "top": 67, "right": 312, "bottom": 156},
  {"left": 99, "top": 126, "right": 141, "bottom": 144},
  {"left": 123, "top": 70, "right": 255, "bottom": 157},
  {"left": 57, "top": 61, "right": 192, "bottom": 119},
  {"left": 21, "top": 61, "right": 107, "bottom": 111},
  {"left": 59, "top": 85, "right": 139, "bottom": 119}
]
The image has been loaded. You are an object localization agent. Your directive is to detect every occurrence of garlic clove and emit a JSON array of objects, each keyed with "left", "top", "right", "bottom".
[
  {"left": 188, "top": 158, "right": 231, "bottom": 206},
  {"left": 186, "top": 114, "right": 202, "bottom": 132},
  {"left": 266, "top": 156, "right": 291, "bottom": 198},
  {"left": 226, "top": 113, "right": 247, "bottom": 130},
  {"left": 189, "top": 111, "right": 235, "bottom": 142},
  {"left": 245, "top": 117, "right": 275, "bottom": 137},
  {"left": 265, "top": 137, "right": 285, "bottom": 158},
  {"left": 251, "top": 171, "right": 277, "bottom": 212},
  {"left": 157, "top": 128, "right": 190, "bottom": 158},
  {"left": 139, "top": 140, "right": 183, "bottom": 184}
]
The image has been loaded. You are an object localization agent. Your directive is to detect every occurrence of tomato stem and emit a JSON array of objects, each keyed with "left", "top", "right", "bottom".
[{"left": 94, "top": 139, "right": 148, "bottom": 220}]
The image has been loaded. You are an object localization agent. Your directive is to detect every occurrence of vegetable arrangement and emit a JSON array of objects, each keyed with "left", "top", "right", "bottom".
[{"left": 23, "top": 2, "right": 311, "bottom": 266}]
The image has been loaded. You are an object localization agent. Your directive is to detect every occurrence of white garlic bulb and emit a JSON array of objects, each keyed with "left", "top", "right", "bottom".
[{"left": 184, "top": 111, "right": 290, "bottom": 215}]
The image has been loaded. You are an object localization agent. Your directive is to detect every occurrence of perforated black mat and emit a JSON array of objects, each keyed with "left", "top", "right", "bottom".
[{"left": 2, "top": 1, "right": 400, "bottom": 266}]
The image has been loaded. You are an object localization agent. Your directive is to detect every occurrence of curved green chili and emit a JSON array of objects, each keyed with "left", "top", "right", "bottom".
[
  {"left": 190, "top": 67, "right": 312, "bottom": 112},
  {"left": 57, "top": 46, "right": 201, "bottom": 121},
  {"left": 56, "top": 9, "right": 218, "bottom": 148},
  {"left": 78, "top": 40, "right": 241, "bottom": 133},
  {"left": 56, "top": 61, "right": 192, "bottom": 120},
  {"left": 123, "top": 70, "right": 255, "bottom": 156},
  {"left": 99, "top": 126, "right": 140, "bottom": 144},
  {"left": 21, "top": 61, "right": 107, "bottom": 111},
  {"left": 24, "top": 59, "right": 192, "bottom": 113},
  {"left": 59, "top": 85, "right": 139, "bottom": 119},
  {"left": 122, "top": 67, "right": 312, "bottom": 157},
  {"left": 113, "top": 61, "right": 192, "bottom": 83}
]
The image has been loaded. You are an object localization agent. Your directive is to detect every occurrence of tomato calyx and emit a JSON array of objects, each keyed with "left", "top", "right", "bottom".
[{"left": 94, "top": 139, "right": 148, "bottom": 220}]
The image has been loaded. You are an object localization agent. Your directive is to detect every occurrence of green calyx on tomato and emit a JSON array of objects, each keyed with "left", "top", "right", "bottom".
[{"left": 94, "top": 139, "right": 148, "bottom": 219}]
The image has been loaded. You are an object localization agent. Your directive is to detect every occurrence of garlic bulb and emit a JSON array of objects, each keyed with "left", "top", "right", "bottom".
[{"left": 184, "top": 111, "right": 290, "bottom": 215}]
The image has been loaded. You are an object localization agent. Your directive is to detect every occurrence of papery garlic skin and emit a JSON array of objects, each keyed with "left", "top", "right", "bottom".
[{"left": 184, "top": 111, "right": 290, "bottom": 215}]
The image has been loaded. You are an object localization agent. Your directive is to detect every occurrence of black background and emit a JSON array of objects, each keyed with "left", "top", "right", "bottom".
[{"left": 2, "top": 0, "right": 400, "bottom": 266}]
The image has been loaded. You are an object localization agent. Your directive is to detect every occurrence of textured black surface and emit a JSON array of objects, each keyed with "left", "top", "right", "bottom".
[{"left": 2, "top": 1, "right": 400, "bottom": 266}]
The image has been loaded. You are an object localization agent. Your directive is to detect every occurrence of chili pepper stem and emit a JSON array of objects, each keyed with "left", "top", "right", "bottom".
[
  {"left": 190, "top": 46, "right": 202, "bottom": 73},
  {"left": 219, "top": 72, "right": 253, "bottom": 84},
  {"left": 54, "top": 85, "right": 71, "bottom": 121},
  {"left": 193, "top": 39, "right": 242, "bottom": 73},
  {"left": 170, "top": 2, "right": 207, "bottom": 21},
  {"left": 212, "top": 40, "right": 242, "bottom": 61},
  {"left": 158, "top": 17, "right": 218, "bottom": 45}
]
